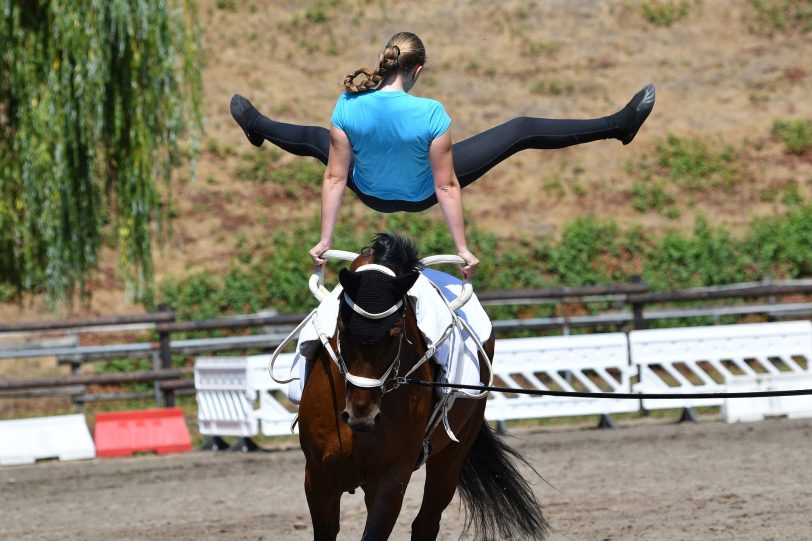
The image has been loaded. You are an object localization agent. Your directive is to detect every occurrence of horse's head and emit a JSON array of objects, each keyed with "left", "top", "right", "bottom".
[{"left": 335, "top": 233, "right": 422, "bottom": 433}]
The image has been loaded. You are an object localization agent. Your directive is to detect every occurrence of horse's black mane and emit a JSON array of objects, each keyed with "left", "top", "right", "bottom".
[{"left": 366, "top": 232, "right": 423, "bottom": 274}]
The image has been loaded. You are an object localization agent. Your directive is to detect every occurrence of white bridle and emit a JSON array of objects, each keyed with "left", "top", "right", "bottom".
[{"left": 328, "top": 262, "right": 406, "bottom": 391}]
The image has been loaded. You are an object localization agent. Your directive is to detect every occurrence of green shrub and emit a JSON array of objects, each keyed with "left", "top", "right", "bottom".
[
  {"left": 156, "top": 206, "right": 812, "bottom": 318},
  {"left": 548, "top": 217, "right": 621, "bottom": 285},
  {"left": 234, "top": 150, "right": 280, "bottom": 182},
  {"left": 530, "top": 79, "right": 573, "bottom": 96},
  {"left": 772, "top": 118, "right": 812, "bottom": 155},
  {"left": 655, "top": 134, "right": 740, "bottom": 192},
  {"left": 215, "top": 0, "right": 237, "bottom": 11},
  {"left": 630, "top": 179, "right": 676, "bottom": 215},
  {"left": 542, "top": 175, "right": 566, "bottom": 198},
  {"left": 750, "top": 0, "right": 812, "bottom": 35},
  {"left": 643, "top": 216, "right": 748, "bottom": 290},
  {"left": 641, "top": 0, "right": 694, "bottom": 27},
  {"left": 305, "top": 0, "right": 340, "bottom": 23},
  {"left": 525, "top": 40, "right": 561, "bottom": 56},
  {"left": 272, "top": 159, "right": 324, "bottom": 191},
  {"left": 0, "top": 282, "right": 17, "bottom": 303},
  {"left": 744, "top": 203, "right": 812, "bottom": 278},
  {"left": 780, "top": 181, "right": 804, "bottom": 206}
]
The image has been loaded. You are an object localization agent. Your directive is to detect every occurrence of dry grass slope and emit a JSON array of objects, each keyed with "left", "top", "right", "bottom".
[{"left": 3, "top": 0, "right": 811, "bottom": 318}]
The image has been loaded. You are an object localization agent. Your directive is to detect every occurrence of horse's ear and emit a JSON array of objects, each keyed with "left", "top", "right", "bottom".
[
  {"left": 338, "top": 268, "right": 361, "bottom": 295},
  {"left": 389, "top": 271, "right": 420, "bottom": 298}
]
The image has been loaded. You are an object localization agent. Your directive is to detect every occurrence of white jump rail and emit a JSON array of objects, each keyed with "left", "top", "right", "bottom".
[
  {"left": 195, "top": 355, "right": 298, "bottom": 438},
  {"left": 246, "top": 354, "right": 299, "bottom": 436},
  {"left": 0, "top": 414, "right": 95, "bottom": 466},
  {"left": 194, "top": 357, "right": 258, "bottom": 438},
  {"left": 485, "top": 333, "right": 637, "bottom": 422},
  {"left": 630, "top": 320, "right": 812, "bottom": 410}
]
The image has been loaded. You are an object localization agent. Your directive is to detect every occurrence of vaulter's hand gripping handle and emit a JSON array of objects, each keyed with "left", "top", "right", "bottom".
[
  {"left": 419, "top": 254, "right": 473, "bottom": 311},
  {"left": 309, "top": 250, "right": 358, "bottom": 302},
  {"left": 309, "top": 251, "right": 474, "bottom": 311}
]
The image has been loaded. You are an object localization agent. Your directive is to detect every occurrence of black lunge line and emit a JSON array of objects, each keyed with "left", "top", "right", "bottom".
[{"left": 395, "top": 378, "right": 812, "bottom": 400}]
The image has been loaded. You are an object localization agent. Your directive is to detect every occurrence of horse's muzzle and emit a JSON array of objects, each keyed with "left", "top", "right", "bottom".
[{"left": 341, "top": 408, "right": 381, "bottom": 433}]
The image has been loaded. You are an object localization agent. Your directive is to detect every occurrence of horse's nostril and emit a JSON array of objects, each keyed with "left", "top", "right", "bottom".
[
  {"left": 373, "top": 412, "right": 381, "bottom": 424},
  {"left": 341, "top": 410, "right": 350, "bottom": 423}
]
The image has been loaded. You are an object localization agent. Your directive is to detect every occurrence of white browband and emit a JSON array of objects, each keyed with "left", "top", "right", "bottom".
[{"left": 354, "top": 263, "right": 396, "bottom": 276}]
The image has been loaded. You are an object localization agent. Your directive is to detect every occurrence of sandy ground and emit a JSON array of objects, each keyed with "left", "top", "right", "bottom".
[{"left": 2, "top": 416, "right": 812, "bottom": 541}]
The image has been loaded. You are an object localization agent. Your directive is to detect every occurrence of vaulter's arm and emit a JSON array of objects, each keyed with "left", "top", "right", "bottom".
[
  {"left": 429, "top": 131, "right": 479, "bottom": 278},
  {"left": 310, "top": 126, "right": 352, "bottom": 265}
]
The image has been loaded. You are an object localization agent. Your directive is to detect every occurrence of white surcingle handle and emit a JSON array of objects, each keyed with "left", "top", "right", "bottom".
[
  {"left": 308, "top": 250, "right": 473, "bottom": 310},
  {"left": 420, "top": 254, "right": 474, "bottom": 311},
  {"left": 309, "top": 249, "right": 358, "bottom": 301}
]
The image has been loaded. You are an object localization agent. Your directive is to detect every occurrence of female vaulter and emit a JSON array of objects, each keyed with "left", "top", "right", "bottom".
[{"left": 230, "top": 32, "right": 655, "bottom": 278}]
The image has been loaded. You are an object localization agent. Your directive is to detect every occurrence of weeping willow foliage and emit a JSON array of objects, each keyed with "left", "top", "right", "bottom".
[{"left": 0, "top": 0, "right": 202, "bottom": 304}]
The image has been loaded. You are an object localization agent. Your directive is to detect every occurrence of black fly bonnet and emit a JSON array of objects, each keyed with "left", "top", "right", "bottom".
[{"left": 339, "top": 265, "right": 420, "bottom": 343}]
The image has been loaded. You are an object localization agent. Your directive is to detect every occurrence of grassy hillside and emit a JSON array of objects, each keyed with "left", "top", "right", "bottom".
[{"left": 2, "top": 0, "right": 811, "bottom": 319}]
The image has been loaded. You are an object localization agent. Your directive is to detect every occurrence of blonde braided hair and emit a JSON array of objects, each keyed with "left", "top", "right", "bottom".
[{"left": 343, "top": 32, "right": 426, "bottom": 93}]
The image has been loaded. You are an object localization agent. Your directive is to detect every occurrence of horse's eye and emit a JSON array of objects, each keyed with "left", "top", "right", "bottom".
[{"left": 389, "top": 321, "right": 403, "bottom": 337}]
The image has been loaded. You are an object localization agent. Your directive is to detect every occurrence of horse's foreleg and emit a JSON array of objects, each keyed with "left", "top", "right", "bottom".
[
  {"left": 409, "top": 446, "right": 469, "bottom": 541},
  {"left": 359, "top": 473, "right": 412, "bottom": 541},
  {"left": 410, "top": 401, "right": 486, "bottom": 541},
  {"left": 304, "top": 467, "right": 341, "bottom": 541}
]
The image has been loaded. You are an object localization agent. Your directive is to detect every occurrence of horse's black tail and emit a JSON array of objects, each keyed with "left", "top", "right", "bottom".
[{"left": 457, "top": 421, "right": 550, "bottom": 540}]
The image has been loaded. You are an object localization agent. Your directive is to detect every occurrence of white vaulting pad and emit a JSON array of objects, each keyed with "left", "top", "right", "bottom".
[
  {"left": 287, "top": 269, "right": 492, "bottom": 404},
  {"left": 0, "top": 414, "right": 96, "bottom": 466}
]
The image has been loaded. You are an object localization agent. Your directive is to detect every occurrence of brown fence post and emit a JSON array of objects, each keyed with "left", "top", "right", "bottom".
[
  {"left": 629, "top": 275, "right": 647, "bottom": 416},
  {"left": 630, "top": 276, "right": 646, "bottom": 331},
  {"left": 158, "top": 303, "right": 175, "bottom": 407}
]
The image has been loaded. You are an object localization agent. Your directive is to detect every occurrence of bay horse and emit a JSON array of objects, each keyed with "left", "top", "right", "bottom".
[{"left": 297, "top": 233, "right": 549, "bottom": 540}]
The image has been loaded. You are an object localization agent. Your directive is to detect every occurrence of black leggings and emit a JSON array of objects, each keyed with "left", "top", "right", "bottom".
[{"left": 252, "top": 113, "right": 621, "bottom": 212}]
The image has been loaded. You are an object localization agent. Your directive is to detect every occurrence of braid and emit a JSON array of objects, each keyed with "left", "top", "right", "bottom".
[{"left": 343, "top": 68, "right": 382, "bottom": 93}]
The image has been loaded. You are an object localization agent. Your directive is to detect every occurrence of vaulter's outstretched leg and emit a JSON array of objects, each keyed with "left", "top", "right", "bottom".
[
  {"left": 230, "top": 84, "right": 654, "bottom": 209},
  {"left": 230, "top": 94, "right": 331, "bottom": 164},
  {"left": 452, "top": 84, "right": 655, "bottom": 188}
]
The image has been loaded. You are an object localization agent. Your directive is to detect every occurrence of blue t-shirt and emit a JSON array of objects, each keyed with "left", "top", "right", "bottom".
[{"left": 331, "top": 90, "right": 451, "bottom": 201}]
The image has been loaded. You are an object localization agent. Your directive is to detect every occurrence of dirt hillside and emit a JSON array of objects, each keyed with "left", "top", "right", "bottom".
[{"left": 3, "top": 0, "right": 811, "bottom": 319}]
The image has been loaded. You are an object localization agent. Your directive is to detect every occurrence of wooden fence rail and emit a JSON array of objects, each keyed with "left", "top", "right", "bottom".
[
  {"left": 0, "top": 369, "right": 188, "bottom": 391},
  {"left": 0, "top": 311, "right": 176, "bottom": 333},
  {"left": 2, "top": 278, "right": 811, "bottom": 408}
]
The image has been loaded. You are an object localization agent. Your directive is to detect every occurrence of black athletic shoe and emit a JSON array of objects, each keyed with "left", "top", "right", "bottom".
[
  {"left": 619, "top": 84, "right": 655, "bottom": 145},
  {"left": 230, "top": 94, "right": 264, "bottom": 147}
]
